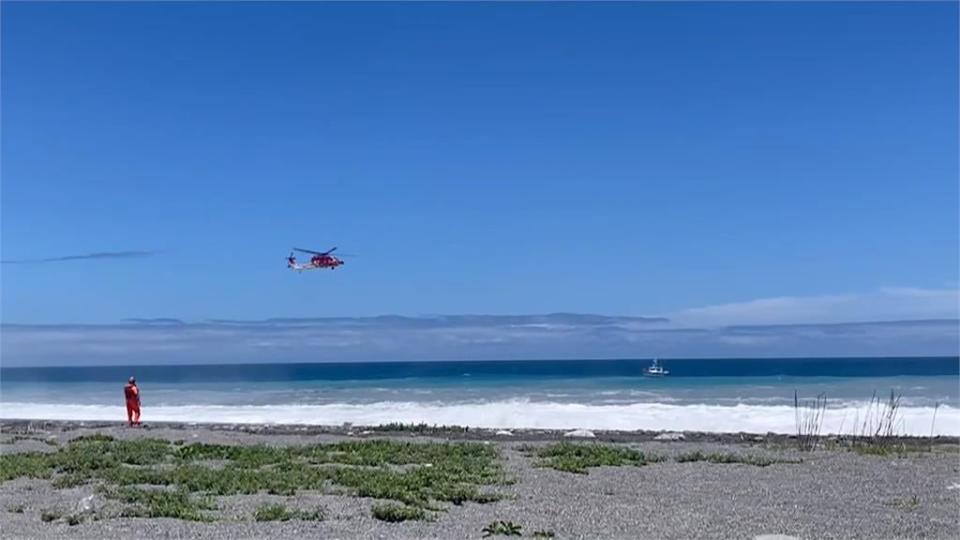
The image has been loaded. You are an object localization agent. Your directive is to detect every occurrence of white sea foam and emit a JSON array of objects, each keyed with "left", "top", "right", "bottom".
[{"left": 2, "top": 400, "right": 957, "bottom": 435}]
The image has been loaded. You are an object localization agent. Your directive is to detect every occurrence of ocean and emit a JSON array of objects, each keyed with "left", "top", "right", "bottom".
[{"left": 2, "top": 357, "right": 958, "bottom": 435}]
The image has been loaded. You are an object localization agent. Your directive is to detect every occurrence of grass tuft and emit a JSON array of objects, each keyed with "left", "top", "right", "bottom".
[
  {"left": 535, "top": 443, "right": 662, "bottom": 474},
  {"left": 104, "top": 486, "right": 215, "bottom": 521},
  {"left": 482, "top": 520, "right": 523, "bottom": 537},
  {"left": 40, "top": 510, "right": 61, "bottom": 522},
  {"left": 0, "top": 452, "right": 55, "bottom": 482},
  {"left": 884, "top": 495, "right": 921, "bottom": 509},
  {"left": 794, "top": 391, "right": 827, "bottom": 451},
  {"left": 370, "top": 422, "right": 468, "bottom": 433},
  {"left": 371, "top": 502, "right": 427, "bottom": 522},
  {"left": 254, "top": 503, "right": 293, "bottom": 522},
  {"left": 675, "top": 450, "right": 798, "bottom": 467}
]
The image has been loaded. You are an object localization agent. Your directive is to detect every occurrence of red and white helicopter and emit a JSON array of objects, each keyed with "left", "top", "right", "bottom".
[{"left": 287, "top": 247, "right": 345, "bottom": 272}]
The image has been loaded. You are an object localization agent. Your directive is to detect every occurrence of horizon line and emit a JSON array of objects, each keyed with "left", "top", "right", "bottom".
[{"left": 4, "top": 354, "right": 958, "bottom": 371}]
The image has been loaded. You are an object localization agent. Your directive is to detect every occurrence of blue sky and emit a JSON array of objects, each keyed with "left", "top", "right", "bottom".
[{"left": 1, "top": 2, "right": 957, "bottom": 363}]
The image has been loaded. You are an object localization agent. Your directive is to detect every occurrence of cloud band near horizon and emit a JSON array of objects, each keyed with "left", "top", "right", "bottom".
[{"left": 2, "top": 314, "right": 956, "bottom": 367}]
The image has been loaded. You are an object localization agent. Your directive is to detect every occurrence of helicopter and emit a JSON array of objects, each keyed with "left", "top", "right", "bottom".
[{"left": 287, "top": 247, "right": 345, "bottom": 272}]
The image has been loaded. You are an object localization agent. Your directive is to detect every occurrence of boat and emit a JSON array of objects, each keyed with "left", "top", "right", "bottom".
[{"left": 643, "top": 358, "right": 669, "bottom": 377}]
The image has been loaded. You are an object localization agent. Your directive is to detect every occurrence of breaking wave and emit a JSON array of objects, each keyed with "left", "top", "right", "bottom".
[{"left": 2, "top": 399, "right": 957, "bottom": 436}]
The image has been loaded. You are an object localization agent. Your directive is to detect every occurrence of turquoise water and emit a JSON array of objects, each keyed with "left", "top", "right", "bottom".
[{"left": 2, "top": 358, "right": 957, "bottom": 434}]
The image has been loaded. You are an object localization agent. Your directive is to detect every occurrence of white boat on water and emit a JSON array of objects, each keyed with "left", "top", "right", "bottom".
[{"left": 644, "top": 358, "right": 669, "bottom": 377}]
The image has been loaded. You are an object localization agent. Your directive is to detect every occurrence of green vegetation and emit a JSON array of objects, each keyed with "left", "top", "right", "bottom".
[
  {"left": 371, "top": 502, "right": 427, "bottom": 522},
  {"left": 532, "top": 530, "right": 556, "bottom": 538},
  {"left": 851, "top": 442, "right": 908, "bottom": 457},
  {"left": 794, "top": 391, "right": 827, "bottom": 451},
  {"left": 482, "top": 520, "right": 523, "bottom": 537},
  {"left": 370, "top": 422, "right": 468, "bottom": 433},
  {"left": 40, "top": 510, "right": 61, "bottom": 522},
  {"left": 254, "top": 504, "right": 294, "bottom": 522},
  {"left": 0, "top": 434, "right": 506, "bottom": 523},
  {"left": 529, "top": 443, "right": 800, "bottom": 473},
  {"left": 1, "top": 435, "right": 59, "bottom": 446},
  {"left": 253, "top": 503, "right": 325, "bottom": 522},
  {"left": 0, "top": 451, "right": 55, "bottom": 482},
  {"left": 675, "top": 450, "right": 799, "bottom": 467},
  {"left": 106, "top": 486, "right": 216, "bottom": 521},
  {"left": 8, "top": 505, "right": 25, "bottom": 514},
  {"left": 884, "top": 495, "right": 920, "bottom": 510},
  {"left": 52, "top": 473, "right": 89, "bottom": 489},
  {"left": 532, "top": 443, "right": 663, "bottom": 474},
  {"left": 847, "top": 390, "right": 913, "bottom": 457}
]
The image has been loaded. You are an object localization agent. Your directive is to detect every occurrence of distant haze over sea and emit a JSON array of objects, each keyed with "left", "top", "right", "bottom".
[{"left": 1, "top": 314, "right": 957, "bottom": 367}]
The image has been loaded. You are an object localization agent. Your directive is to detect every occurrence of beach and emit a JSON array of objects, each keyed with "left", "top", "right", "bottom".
[{"left": 1, "top": 420, "right": 958, "bottom": 540}]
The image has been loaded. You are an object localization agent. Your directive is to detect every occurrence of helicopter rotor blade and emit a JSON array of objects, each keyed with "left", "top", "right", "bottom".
[{"left": 293, "top": 247, "right": 340, "bottom": 256}]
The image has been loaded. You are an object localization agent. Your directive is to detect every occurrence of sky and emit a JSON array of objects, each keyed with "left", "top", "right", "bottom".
[{"left": 1, "top": 2, "right": 957, "bottom": 364}]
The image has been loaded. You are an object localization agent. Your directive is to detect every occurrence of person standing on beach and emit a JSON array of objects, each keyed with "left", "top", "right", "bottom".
[{"left": 124, "top": 377, "right": 141, "bottom": 426}]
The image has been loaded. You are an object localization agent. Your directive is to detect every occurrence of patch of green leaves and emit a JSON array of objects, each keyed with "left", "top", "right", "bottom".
[
  {"left": 105, "top": 486, "right": 214, "bottom": 522},
  {"left": 535, "top": 443, "right": 663, "bottom": 474},
  {"left": 370, "top": 423, "right": 468, "bottom": 433},
  {"left": 852, "top": 443, "right": 908, "bottom": 457},
  {"left": 40, "top": 510, "right": 61, "bottom": 522},
  {"left": 675, "top": 450, "right": 798, "bottom": 467},
  {"left": 371, "top": 502, "right": 427, "bottom": 522},
  {"left": 0, "top": 452, "right": 55, "bottom": 482},
  {"left": 482, "top": 520, "right": 523, "bottom": 537},
  {"left": 2, "top": 434, "right": 506, "bottom": 522}
]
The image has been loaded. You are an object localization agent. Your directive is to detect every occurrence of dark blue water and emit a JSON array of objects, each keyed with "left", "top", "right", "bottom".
[
  {"left": 3, "top": 357, "right": 958, "bottom": 434},
  {"left": 2, "top": 357, "right": 957, "bottom": 383}
]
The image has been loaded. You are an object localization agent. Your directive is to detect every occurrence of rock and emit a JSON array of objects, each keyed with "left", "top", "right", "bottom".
[
  {"left": 564, "top": 429, "right": 596, "bottom": 439},
  {"left": 947, "top": 483, "right": 960, "bottom": 491},
  {"left": 495, "top": 430, "right": 514, "bottom": 436},
  {"left": 75, "top": 495, "right": 98, "bottom": 515},
  {"left": 654, "top": 432, "right": 685, "bottom": 441},
  {"left": 752, "top": 435, "right": 765, "bottom": 443}
]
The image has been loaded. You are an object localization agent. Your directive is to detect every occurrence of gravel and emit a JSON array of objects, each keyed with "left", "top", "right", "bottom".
[{"left": 1, "top": 422, "right": 958, "bottom": 539}]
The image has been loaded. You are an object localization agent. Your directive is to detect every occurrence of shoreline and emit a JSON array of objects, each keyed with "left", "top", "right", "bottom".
[
  {"left": 3, "top": 397, "right": 957, "bottom": 436},
  {"left": 4, "top": 418, "right": 958, "bottom": 445}
]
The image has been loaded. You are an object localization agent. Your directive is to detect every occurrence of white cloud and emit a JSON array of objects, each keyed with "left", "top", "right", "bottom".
[
  {"left": 671, "top": 288, "right": 959, "bottom": 326},
  {"left": 2, "top": 302, "right": 958, "bottom": 366}
]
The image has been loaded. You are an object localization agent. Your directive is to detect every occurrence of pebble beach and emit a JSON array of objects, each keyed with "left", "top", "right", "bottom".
[{"left": 1, "top": 421, "right": 957, "bottom": 540}]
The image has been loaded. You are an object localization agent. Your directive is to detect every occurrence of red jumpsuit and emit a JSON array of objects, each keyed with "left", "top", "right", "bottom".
[{"left": 124, "top": 383, "right": 141, "bottom": 426}]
